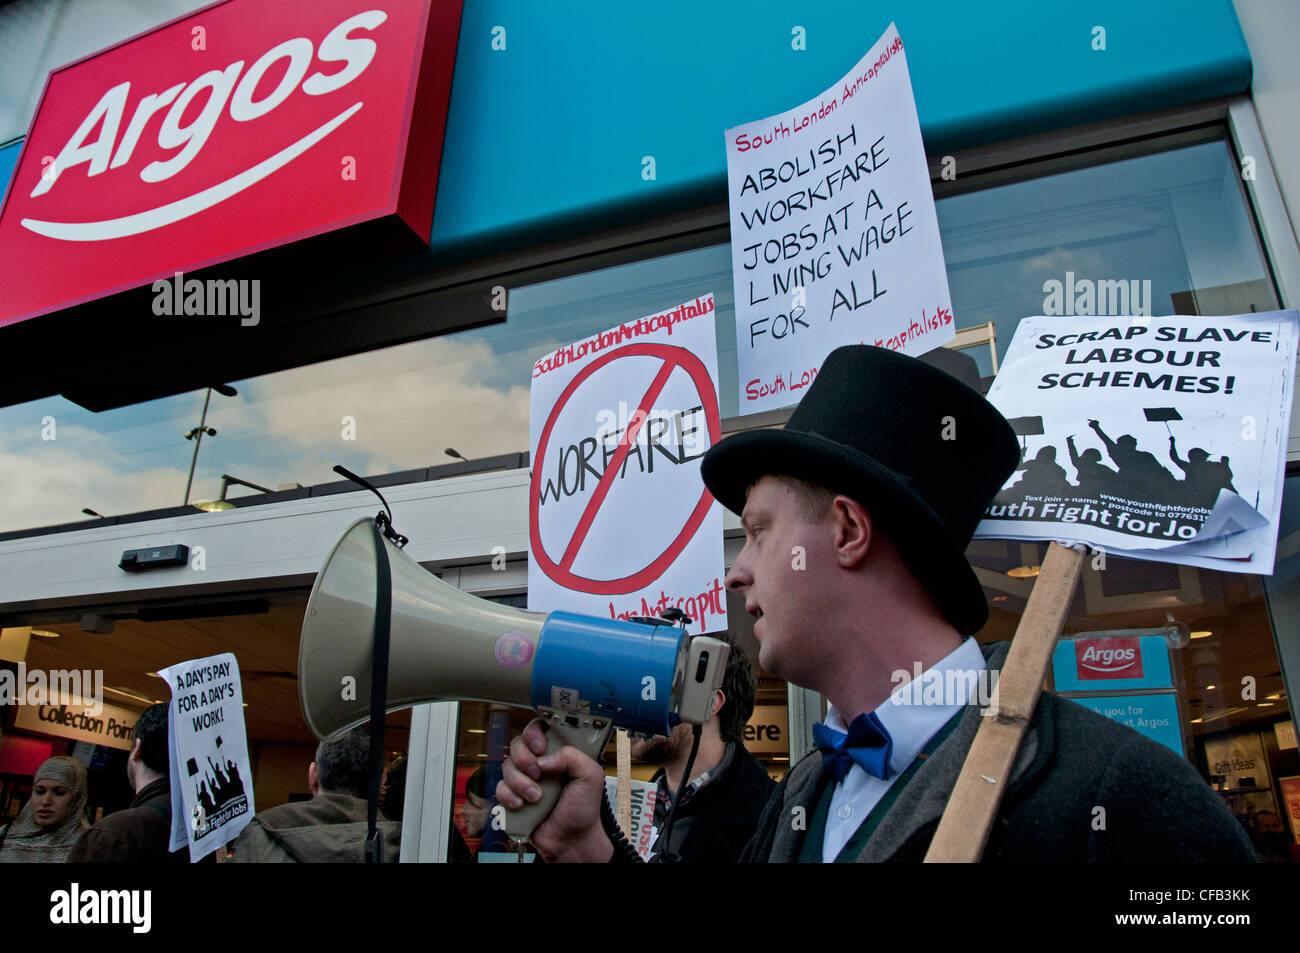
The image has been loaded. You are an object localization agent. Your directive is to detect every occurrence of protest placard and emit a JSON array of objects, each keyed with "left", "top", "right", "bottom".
[
  {"left": 726, "top": 22, "right": 954, "bottom": 414},
  {"left": 603, "top": 775, "right": 659, "bottom": 861},
  {"left": 974, "top": 311, "right": 1299, "bottom": 573},
  {"left": 157, "top": 652, "right": 253, "bottom": 861},
  {"left": 528, "top": 295, "right": 727, "bottom": 633}
]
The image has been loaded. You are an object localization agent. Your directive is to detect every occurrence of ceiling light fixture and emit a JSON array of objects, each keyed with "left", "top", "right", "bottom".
[
  {"left": 104, "top": 686, "right": 156, "bottom": 705},
  {"left": 1006, "top": 565, "right": 1041, "bottom": 578}
]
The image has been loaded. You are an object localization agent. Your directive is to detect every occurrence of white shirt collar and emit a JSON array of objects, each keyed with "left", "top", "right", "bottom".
[{"left": 825, "top": 637, "right": 986, "bottom": 777}]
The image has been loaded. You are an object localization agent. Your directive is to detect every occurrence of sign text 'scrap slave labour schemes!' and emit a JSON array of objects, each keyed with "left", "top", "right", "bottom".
[{"left": 975, "top": 311, "right": 1299, "bottom": 574}]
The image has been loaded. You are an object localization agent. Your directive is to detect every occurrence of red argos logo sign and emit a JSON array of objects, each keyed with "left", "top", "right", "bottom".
[
  {"left": 1074, "top": 637, "right": 1143, "bottom": 680},
  {"left": 0, "top": 0, "right": 461, "bottom": 327}
]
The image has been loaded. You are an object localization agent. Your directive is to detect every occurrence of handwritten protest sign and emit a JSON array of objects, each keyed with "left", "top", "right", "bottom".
[
  {"left": 974, "top": 311, "right": 1299, "bottom": 573},
  {"left": 528, "top": 295, "right": 727, "bottom": 633},
  {"left": 726, "top": 22, "right": 953, "bottom": 414},
  {"left": 158, "top": 652, "right": 253, "bottom": 861}
]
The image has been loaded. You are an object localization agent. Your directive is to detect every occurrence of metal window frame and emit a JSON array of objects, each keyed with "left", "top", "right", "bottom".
[{"left": 401, "top": 701, "right": 459, "bottom": 862}]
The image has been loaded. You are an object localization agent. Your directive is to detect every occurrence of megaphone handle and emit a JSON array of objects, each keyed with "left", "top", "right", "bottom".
[{"left": 503, "top": 714, "right": 615, "bottom": 842}]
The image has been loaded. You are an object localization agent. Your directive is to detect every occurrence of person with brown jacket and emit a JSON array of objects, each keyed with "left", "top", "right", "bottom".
[
  {"left": 227, "top": 726, "right": 401, "bottom": 862},
  {"left": 67, "top": 703, "right": 194, "bottom": 863}
]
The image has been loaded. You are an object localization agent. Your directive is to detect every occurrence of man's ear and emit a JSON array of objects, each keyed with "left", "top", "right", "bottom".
[
  {"left": 711, "top": 688, "right": 726, "bottom": 720},
  {"left": 129, "top": 738, "right": 143, "bottom": 763},
  {"left": 308, "top": 762, "right": 320, "bottom": 797},
  {"left": 831, "top": 495, "right": 873, "bottom": 568}
]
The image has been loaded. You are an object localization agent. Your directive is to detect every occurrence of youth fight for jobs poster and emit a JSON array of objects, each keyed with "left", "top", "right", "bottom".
[
  {"left": 974, "top": 311, "right": 1299, "bottom": 574},
  {"left": 158, "top": 652, "right": 254, "bottom": 861}
]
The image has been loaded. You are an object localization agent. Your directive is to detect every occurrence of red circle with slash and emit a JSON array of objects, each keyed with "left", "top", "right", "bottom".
[{"left": 530, "top": 342, "right": 720, "bottom": 595}]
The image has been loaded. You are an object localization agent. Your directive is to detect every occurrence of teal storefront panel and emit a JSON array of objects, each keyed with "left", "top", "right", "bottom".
[
  {"left": 0, "top": 2, "right": 1251, "bottom": 261},
  {"left": 428, "top": 0, "right": 1251, "bottom": 257},
  {"left": 0, "top": 140, "right": 19, "bottom": 205},
  {"left": 1068, "top": 693, "right": 1185, "bottom": 756}
]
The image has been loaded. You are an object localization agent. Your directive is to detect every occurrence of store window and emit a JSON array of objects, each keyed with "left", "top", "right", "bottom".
[
  {"left": 936, "top": 135, "right": 1278, "bottom": 382},
  {"left": 947, "top": 131, "right": 1294, "bottom": 861}
]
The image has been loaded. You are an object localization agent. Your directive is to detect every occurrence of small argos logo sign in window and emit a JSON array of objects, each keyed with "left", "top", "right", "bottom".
[{"left": 1074, "top": 637, "right": 1143, "bottom": 679}]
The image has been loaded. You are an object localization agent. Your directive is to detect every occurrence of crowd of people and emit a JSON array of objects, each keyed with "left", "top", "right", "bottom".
[{"left": 0, "top": 682, "right": 775, "bottom": 864}]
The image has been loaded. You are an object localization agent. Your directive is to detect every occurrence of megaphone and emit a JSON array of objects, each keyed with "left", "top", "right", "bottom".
[{"left": 299, "top": 517, "right": 728, "bottom": 841}]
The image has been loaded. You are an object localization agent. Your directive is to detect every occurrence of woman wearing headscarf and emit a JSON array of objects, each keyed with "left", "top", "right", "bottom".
[{"left": 0, "top": 755, "right": 89, "bottom": 863}]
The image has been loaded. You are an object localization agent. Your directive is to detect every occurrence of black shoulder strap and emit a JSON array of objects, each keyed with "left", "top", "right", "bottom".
[
  {"left": 365, "top": 517, "right": 393, "bottom": 864},
  {"left": 329, "top": 466, "right": 407, "bottom": 865}
]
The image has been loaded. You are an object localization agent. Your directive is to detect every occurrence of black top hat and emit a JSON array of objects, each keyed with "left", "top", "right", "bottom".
[{"left": 701, "top": 345, "right": 1019, "bottom": 634}]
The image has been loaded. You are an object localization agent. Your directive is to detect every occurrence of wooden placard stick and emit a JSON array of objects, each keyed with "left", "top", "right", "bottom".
[
  {"left": 924, "top": 541, "right": 1085, "bottom": 862},
  {"left": 615, "top": 728, "right": 632, "bottom": 838}
]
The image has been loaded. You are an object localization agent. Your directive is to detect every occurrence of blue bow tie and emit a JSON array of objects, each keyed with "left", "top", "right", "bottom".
[{"left": 813, "top": 712, "right": 894, "bottom": 784}]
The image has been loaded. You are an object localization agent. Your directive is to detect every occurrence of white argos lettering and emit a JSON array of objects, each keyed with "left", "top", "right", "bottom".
[
  {"left": 1079, "top": 645, "right": 1137, "bottom": 670},
  {"left": 142, "top": 61, "right": 245, "bottom": 183},
  {"left": 30, "top": 83, "right": 130, "bottom": 197},
  {"left": 229, "top": 38, "right": 315, "bottom": 122},
  {"left": 303, "top": 10, "right": 388, "bottom": 95},
  {"left": 27, "top": 8, "right": 387, "bottom": 205}
]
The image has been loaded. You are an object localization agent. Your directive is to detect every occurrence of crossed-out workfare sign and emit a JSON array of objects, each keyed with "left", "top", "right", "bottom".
[{"left": 527, "top": 296, "right": 728, "bottom": 634}]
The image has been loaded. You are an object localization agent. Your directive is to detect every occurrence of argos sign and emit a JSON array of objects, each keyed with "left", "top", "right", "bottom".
[
  {"left": 0, "top": 0, "right": 462, "bottom": 327},
  {"left": 1074, "top": 637, "right": 1143, "bottom": 679},
  {"left": 1051, "top": 634, "right": 1175, "bottom": 693}
]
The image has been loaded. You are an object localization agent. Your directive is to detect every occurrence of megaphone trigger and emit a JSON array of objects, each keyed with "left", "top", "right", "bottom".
[{"left": 501, "top": 710, "right": 615, "bottom": 842}]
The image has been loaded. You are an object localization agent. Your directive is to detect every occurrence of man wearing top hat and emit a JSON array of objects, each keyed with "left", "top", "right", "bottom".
[{"left": 498, "top": 345, "right": 1255, "bottom": 862}]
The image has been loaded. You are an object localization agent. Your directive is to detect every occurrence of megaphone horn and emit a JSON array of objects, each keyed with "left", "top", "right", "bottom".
[{"left": 299, "top": 518, "right": 729, "bottom": 840}]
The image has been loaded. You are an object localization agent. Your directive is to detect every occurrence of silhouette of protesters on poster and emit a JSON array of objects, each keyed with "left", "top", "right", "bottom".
[
  {"left": 1066, "top": 435, "right": 1117, "bottom": 497},
  {"left": 1009, "top": 446, "right": 1067, "bottom": 496},
  {"left": 198, "top": 779, "right": 216, "bottom": 816},
  {"left": 191, "top": 745, "right": 248, "bottom": 824},
  {"left": 1086, "top": 419, "right": 1177, "bottom": 498},
  {"left": 989, "top": 410, "right": 1238, "bottom": 538},
  {"left": 1169, "top": 436, "right": 1235, "bottom": 508}
]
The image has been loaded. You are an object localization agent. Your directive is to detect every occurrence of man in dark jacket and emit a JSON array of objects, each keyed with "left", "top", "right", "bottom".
[
  {"left": 68, "top": 702, "right": 192, "bottom": 863},
  {"left": 227, "top": 726, "right": 400, "bottom": 862},
  {"left": 498, "top": 346, "right": 1256, "bottom": 863},
  {"left": 634, "top": 633, "right": 774, "bottom": 862}
]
